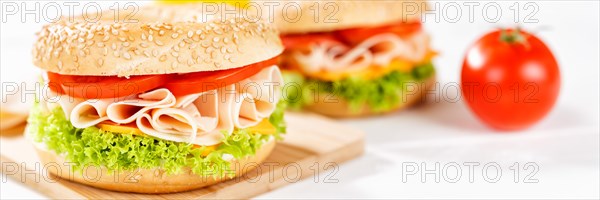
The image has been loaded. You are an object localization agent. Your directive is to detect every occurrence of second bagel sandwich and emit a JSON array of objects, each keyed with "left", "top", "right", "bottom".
[{"left": 275, "top": 0, "right": 437, "bottom": 117}]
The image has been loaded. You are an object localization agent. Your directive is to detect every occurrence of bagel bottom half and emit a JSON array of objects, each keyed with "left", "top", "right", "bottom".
[
  {"left": 304, "top": 74, "right": 436, "bottom": 118},
  {"left": 28, "top": 134, "right": 276, "bottom": 194}
]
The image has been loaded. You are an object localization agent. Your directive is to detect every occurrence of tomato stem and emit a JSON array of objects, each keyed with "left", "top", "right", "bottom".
[{"left": 500, "top": 28, "right": 526, "bottom": 44}]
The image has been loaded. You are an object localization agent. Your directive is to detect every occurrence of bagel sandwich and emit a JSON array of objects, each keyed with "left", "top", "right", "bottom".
[
  {"left": 27, "top": 4, "right": 285, "bottom": 193},
  {"left": 274, "top": 0, "right": 436, "bottom": 117}
]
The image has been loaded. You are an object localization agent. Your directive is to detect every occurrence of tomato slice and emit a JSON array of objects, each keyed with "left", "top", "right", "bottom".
[
  {"left": 280, "top": 33, "right": 343, "bottom": 50},
  {"left": 47, "top": 72, "right": 169, "bottom": 99},
  {"left": 336, "top": 21, "right": 422, "bottom": 44},
  {"left": 281, "top": 21, "right": 422, "bottom": 50},
  {"left": 164, "top": 57, "right": 279, "bottom": 96}
]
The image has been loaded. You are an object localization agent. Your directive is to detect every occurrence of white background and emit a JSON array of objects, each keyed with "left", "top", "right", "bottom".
[{"left": 1, "top": 0, "right": 599, "bottom": 199}]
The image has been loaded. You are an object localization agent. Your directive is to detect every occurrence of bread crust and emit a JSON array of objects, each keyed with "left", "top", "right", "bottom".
[
  {"left": 270, "top": 0, "right": 429, "bottom": 34},
  {"left": 31, "top": 138, "right": 276, "bottom": 193},
  {"left": 304, "top": 74, "right": 436, "bottom": 118},
  {"left": 32, "top": 3, "right": 283, "bottom": 77}
]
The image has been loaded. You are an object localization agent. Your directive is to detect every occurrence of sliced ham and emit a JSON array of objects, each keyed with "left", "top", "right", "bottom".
[
  {"left": 106, "top": 88, "right": 176, "bottom": 124},
  {"left": 45, "top": 65, "right": 282, "bottom": 146},
  {"left": 291, "top": 30, "right": 430, "bottom": 74}
]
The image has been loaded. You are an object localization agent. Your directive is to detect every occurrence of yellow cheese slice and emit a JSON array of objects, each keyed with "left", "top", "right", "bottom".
[
  {"left": 246, "top": 118, "right": 277, "bottom": 135},
  {"left": 300, "top": 51, "right": 437, "bottom": 81},
  {"left": 96, "top": 122, "right": 146, "bottom": 137}
]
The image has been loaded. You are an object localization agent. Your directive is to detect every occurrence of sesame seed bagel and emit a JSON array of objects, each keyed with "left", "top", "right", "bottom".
[
  {"left": 32, "top": 3, "right": 283, "bottom": 77},
  {"left": 267, "top": 0, "right": 429, "bottom": 34}
]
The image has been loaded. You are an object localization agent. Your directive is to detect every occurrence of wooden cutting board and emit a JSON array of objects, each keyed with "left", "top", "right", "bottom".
[{"left": 0, "top": 112, "right": 364, "bottom": 199}]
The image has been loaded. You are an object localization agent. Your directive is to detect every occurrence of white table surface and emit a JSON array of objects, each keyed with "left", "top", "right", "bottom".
[{"left": 1, "top": 1, "right": 599, "bottom": 199}]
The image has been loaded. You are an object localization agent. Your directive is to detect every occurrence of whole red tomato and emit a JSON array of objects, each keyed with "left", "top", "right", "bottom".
[{"left": 461, "top": 29, "right": 560, "bottom": 130}]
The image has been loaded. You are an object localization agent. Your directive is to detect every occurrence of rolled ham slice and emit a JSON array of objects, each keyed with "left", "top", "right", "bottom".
[
  {"left": 106, "top": 88, "right": 176, "bottom": 124},
  {"left": 70, "top": 100, "right": 111, "bottom": 128}
]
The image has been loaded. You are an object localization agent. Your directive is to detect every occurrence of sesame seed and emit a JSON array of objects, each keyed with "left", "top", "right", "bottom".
[
  {"left": 201, "top": 41, "right": 210, "bottom": 48},
  {"left": 148, "top": 35, "right": 153, "bottom": 42},
  {"left": 97, "top": 58, "right": 104, "bottom": 66},
  {"left": 141, "top": 33, "right": 147, "bottom": 40},
  {"left": 171, "top": 33, "right": 179, "bottom": 39},
  {"left": 140, "top": 43, "right": 148, "bottom": 48},
  {"left": 187, "top": 31, "right": 193, "bottom": 38},
  {"left": 152, "top": 49, "right": 159, "bottom": 57},
  {"left": 159, "top": 55, "right": 167, "bottom": 62},
  {"left": 171, "top": 51, "right": 179, "bottom": 57},
  {"left": 155, "top": 40, "right": 163, "bottom": 46},
  {"left": 123, "top": 52, "right": 131, "bottom": 60},
  {"left": 123, "top": 42, "right": 130, "bottom": 47}
]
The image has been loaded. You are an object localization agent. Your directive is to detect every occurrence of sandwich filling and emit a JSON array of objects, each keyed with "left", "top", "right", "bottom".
[
  {"left": 280, "top": 21, "right": 435, "bottom": 112},
  {"left": 28, "top": 62, "right": 286, "bottom": 176}
]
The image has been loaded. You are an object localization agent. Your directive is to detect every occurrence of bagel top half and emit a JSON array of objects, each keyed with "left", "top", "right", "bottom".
[
  {"left": 267, "top": 0, "right": 429, "bottom": 34},
  {"left": 32, "top": 3, "right": 283, "bottom": 77}
]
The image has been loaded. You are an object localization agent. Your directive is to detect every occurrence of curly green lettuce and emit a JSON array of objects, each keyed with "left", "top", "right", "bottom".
[
  {"left": 27, "top": 101, "right": 286, "bottom": 177},
  {"left": 283, "top": 63, "right": 435, "bottom": 112}
]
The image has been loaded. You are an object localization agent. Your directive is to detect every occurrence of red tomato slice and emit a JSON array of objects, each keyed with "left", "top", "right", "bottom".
[
  {"left": 47, "top": 72, "right": 169, "bottom": 99},
  {"left": 281, "top": 33, "right": 343, "bottom": 50},
  {"left": 164, "top": 57, "right": 279, "bottom": 96},
  {"left": 336, "top": 21, "right": 422, "bottom": 44}
]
